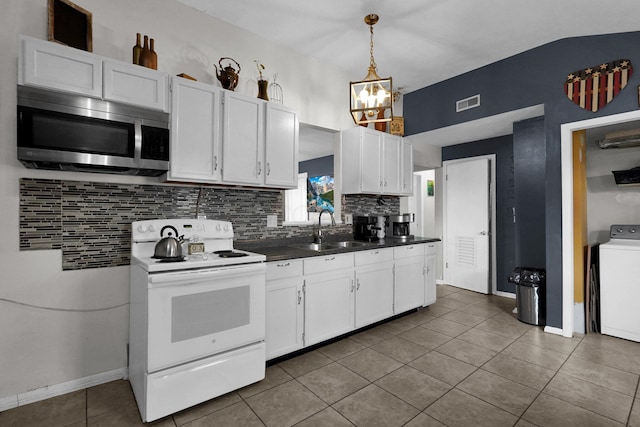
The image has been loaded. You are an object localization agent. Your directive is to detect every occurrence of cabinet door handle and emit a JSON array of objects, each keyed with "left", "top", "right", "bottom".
[
  {"left": 266, "top": 162, "right": 271, "bottom": 176},
  {"left": 276, "top": 262, "right": 290, "bottom": 267},
  {"left": 214, "top": 155, "right": 218, "bottom": 171},
  {"left": 351, "top": 279, "right": 355, "bottom": 293},
  {"left": 257, "top": 161, "right": 262, "bottom": 176},
  {"left": 356, "top": 278, "right": 361, "bottom": 290},
  {"left": 297, "top": 290, "right": 302, "bottom": 304}
]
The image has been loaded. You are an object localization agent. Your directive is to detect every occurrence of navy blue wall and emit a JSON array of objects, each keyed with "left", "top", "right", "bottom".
[
  {"left": 442, "top": 135, "right": 516, "bottom": 293},
  {"left": 405, "top": 31, "right": 640, "bottom": 329},
  {"left": 299, "top": 155, "right": 334, "bottom": 177}
]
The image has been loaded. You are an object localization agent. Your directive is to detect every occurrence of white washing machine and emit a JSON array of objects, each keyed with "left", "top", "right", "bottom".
[{"left": 599, "top": 224, "right": 640, "bottom": 342}]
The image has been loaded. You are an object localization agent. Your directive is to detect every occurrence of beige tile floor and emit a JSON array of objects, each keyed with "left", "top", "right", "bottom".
[{"left": 2, "top": 284, "right": 640, "bottom": 426}]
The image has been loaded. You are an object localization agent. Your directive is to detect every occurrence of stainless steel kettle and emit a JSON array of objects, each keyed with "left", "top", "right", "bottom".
[{"left": 153, "top": 225, "right": 184, "bottom": 259}]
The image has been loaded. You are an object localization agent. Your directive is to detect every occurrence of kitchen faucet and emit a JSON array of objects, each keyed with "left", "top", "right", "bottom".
[{"left": 314, "top": 209, "right": 335, "bottom": 244}]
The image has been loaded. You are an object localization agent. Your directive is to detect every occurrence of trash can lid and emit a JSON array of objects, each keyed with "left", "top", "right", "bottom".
[{"left": 521, "top": 269, "right": 545, "bottom": 285}]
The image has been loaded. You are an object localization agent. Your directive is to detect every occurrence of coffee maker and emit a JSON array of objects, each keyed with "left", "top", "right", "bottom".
[
  {"left": 385, "top": 213, "right": 414, "bottom": 240},
  {"left": 353, "top": 215, "right": 385, "bottom": 241}
]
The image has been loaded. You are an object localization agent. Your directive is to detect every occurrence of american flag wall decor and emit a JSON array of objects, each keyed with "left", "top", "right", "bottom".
[{"left": 563, "top": 59, "right": 633, "bottom": 112}]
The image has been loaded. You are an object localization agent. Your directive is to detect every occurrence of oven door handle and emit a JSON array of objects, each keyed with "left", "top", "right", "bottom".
[{"left": 148, "top": 263, "right": 265, "bottom": 286}]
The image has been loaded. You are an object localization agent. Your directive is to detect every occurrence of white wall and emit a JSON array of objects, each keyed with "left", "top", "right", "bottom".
[
  {"left": 585, "top": 142, "right": 640, "bottom": 244},
  {"left": 0, "top": 0, "right": 352, "bottom": 404}
]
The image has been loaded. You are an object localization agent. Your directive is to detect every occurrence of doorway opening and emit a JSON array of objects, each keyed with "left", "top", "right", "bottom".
[{"left": 560, "top": 109, "right": 640, "bottom": 337}]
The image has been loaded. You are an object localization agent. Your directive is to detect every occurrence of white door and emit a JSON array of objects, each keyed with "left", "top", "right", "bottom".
[
  {"left": 443, "top": 157, "right": 491, "bottom": 294},
  {"left": 222, "top": 92, "right": 264, "bottom": 185},
  {"left": 355, "top": 263, "right": 394, "bottom": 328},
  {"left": 168, "top": 78, "right": 221, "bottom": 182},
  {"left": 264, "top": 103, "right": 298, "bottom": 188}
]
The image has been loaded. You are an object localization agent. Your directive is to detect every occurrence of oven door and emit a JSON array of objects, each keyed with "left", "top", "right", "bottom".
[{"left": 147, "top": 263, "right": 265, "bottom": 372}]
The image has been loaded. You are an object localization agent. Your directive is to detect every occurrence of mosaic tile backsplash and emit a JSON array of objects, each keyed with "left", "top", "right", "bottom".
[{"left": 20, "top": 179, "right": 400, "bottom": 270}]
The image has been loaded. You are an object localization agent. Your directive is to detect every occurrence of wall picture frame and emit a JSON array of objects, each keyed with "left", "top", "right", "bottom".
[{"left": 48, "top": 0, "right": 93, "bottom": 52}]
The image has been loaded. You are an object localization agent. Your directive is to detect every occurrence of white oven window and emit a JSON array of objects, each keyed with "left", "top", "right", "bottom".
[{"left": 171, "top": 286, "right": 250, "bottom": 342}]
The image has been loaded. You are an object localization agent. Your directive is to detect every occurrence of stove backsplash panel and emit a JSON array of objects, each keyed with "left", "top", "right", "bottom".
[{"left": 19, "top": 179, "right": 400, "bottom": 270}]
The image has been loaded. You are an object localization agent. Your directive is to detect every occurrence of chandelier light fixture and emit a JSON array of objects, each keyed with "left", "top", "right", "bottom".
[{"left": 350, "top": 14, "right": 393, "bottom": 126}]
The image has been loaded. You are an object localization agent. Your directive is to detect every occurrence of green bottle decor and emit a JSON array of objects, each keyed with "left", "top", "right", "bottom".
[{"left": 132, "top": 32, "right": 142, "bottom": 65}]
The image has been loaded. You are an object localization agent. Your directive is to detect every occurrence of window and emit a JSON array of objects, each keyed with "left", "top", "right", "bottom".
[{"left": 284, "top": 173, "right": 341, "bottom": 225}]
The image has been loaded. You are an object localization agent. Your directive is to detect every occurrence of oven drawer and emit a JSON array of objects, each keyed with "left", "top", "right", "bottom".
[
  {"left": 267, "top": 259, "right": 303, "bottom": 280},
  {"left": 142, "top": 342, "right": 265, "bottom": 422},
  {"left": 304, "top": 252, "right": 353, "bottom": 275}
]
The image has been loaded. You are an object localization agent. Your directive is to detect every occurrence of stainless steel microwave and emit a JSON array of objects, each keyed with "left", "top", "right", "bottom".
[{"left": 17, "top": 85, "right": 170, "bottom": 176}]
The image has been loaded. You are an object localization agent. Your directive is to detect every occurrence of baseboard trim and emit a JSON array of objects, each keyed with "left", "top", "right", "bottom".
[
  {"left": 495, "top": 291, "right": 515, "bottom": 299},
  {"left": 544, "top": 326, "right": 564, "bottom": 336},
  {"left": 0, "top": 367, "right": 128, "bottom": 412}
]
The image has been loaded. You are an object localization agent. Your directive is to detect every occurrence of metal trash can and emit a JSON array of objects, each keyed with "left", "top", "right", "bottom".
[{"left": 508, "top": 267, "right": 545, "bottom": 326}]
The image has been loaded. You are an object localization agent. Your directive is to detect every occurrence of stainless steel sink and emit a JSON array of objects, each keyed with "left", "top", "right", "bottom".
[
  {"left": 290, "top": 243, "right": 337, "bottom": 252},
  {"left": 333, "top": 241, "right": 370, "bottom": 248}
]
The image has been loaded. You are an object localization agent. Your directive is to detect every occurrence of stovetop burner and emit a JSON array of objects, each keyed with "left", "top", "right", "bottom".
[
  {"left": 214, "top": 250, "right": 249, "bottom": 258},
  {"left": 154, "top": 256, "right": 186, "bottom": 263}
]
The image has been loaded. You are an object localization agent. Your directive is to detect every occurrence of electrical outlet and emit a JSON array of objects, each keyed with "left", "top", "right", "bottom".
[
  {"left": 345, "top": 214, "right": 353, "bottom": 225},
  {"left": 267, "top": 214, "right": 277, "bottom": 228}
]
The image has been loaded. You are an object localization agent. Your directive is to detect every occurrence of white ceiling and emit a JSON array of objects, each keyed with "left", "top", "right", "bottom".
[
  {"left": 175, "top": 0, "right": 640, "bottom": 94},
  {"left": 175, "top": 0, "right": 640, "bottom": 157}
]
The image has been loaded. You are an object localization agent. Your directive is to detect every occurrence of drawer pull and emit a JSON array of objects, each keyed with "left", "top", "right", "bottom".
[
  {"left": 372, "top": 251, "right": 379, "bottom": 255},
  {"left": 325, "top": 256, "right": 336, "bottom": 261},
  {"left": 276, "top": 262, "right": 290, "bottom": 268}
]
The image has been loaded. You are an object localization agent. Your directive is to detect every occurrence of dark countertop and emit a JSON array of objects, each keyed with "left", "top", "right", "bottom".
[{"left": 236, "top": 235, "right": 440, "bottom": 262}]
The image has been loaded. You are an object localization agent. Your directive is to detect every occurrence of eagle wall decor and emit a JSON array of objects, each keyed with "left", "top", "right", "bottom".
[{"left": 563, "top": 59, "right": 633, "bottom": 112}]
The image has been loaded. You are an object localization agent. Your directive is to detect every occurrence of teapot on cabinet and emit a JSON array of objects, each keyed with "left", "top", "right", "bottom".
[{"left": 214, "top": 57, "right": 241, "bottom": 90}]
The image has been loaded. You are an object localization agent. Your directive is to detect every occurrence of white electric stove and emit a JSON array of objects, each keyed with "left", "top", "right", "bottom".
[{"left": 129, "top": 219, "right": 266, "bottom": 422}]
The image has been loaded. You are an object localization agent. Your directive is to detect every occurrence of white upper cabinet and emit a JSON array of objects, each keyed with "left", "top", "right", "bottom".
[
  {"left": 222, "top": 91, "right": 298, "bottom": 189},
  {"left": 103, "top": 61, "right": 168, "bottom": 111},
  {"left": 19, "top": 35, "right": 169, "bottom": 111},
  {"left": 221, "top": 91, "right": 265, "bottom": 186},
  {"left": 401, "top": 139, "right": 414, "bottom": 195},
  {"left": 167, "top": 77, "right": 221, "bottom": 182},
  {"left": 19, "top": 35, "right": 102, "bottom": 98},
  {"left": 340, "top": 127, "right": 412, "bottom": 195},
  {"left": 264, "top": 103, "right": 299, "bottom": 188},
  {"left": 382, "top": 134, "right": 401, "bottom": 194}
]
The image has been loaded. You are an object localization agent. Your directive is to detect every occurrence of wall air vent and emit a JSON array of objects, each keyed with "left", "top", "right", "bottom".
[{"left": 456, "top": 94, "right": 481, "bottom": 112}]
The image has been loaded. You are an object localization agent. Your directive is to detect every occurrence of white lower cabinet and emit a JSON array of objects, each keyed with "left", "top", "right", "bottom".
[
  {"left": 265, "top": 260, "right": 304, "bottom": 360},
  {"left": 354, "top": 248, "right": 394, "bottom": 328},
  {"left": 394, "top": 244, "right": 425, "bottom": 314},
  {"left": 265, "top": 242, "right": 439, "bottom": 360},
  {"left": 303, "top": 253, "right": 355, "bottom": 346},
  {"left": 424, "top": 243, "right": 437, "bottom": 306}
]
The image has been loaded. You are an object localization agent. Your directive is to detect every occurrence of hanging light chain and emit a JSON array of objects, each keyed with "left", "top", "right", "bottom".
[{"left": 369, "top": 21, "right": 377, "bottom": 69}]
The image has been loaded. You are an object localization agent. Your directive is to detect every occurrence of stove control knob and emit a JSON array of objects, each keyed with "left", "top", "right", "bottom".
[
  {"left": 216, "top": 224, "right": 222, "bottom": 231},
  {"left": 148, "top": 224, "right": 156, "bottom": 233},
  {"left": 224, "top": 224, "right": 230, "bottom": 232},
  {"left": 630, "top": 228, "right": 636, "bottom": 233},
  {"left": 137, "top": 224, "right": 147, "bottom": 233}
]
